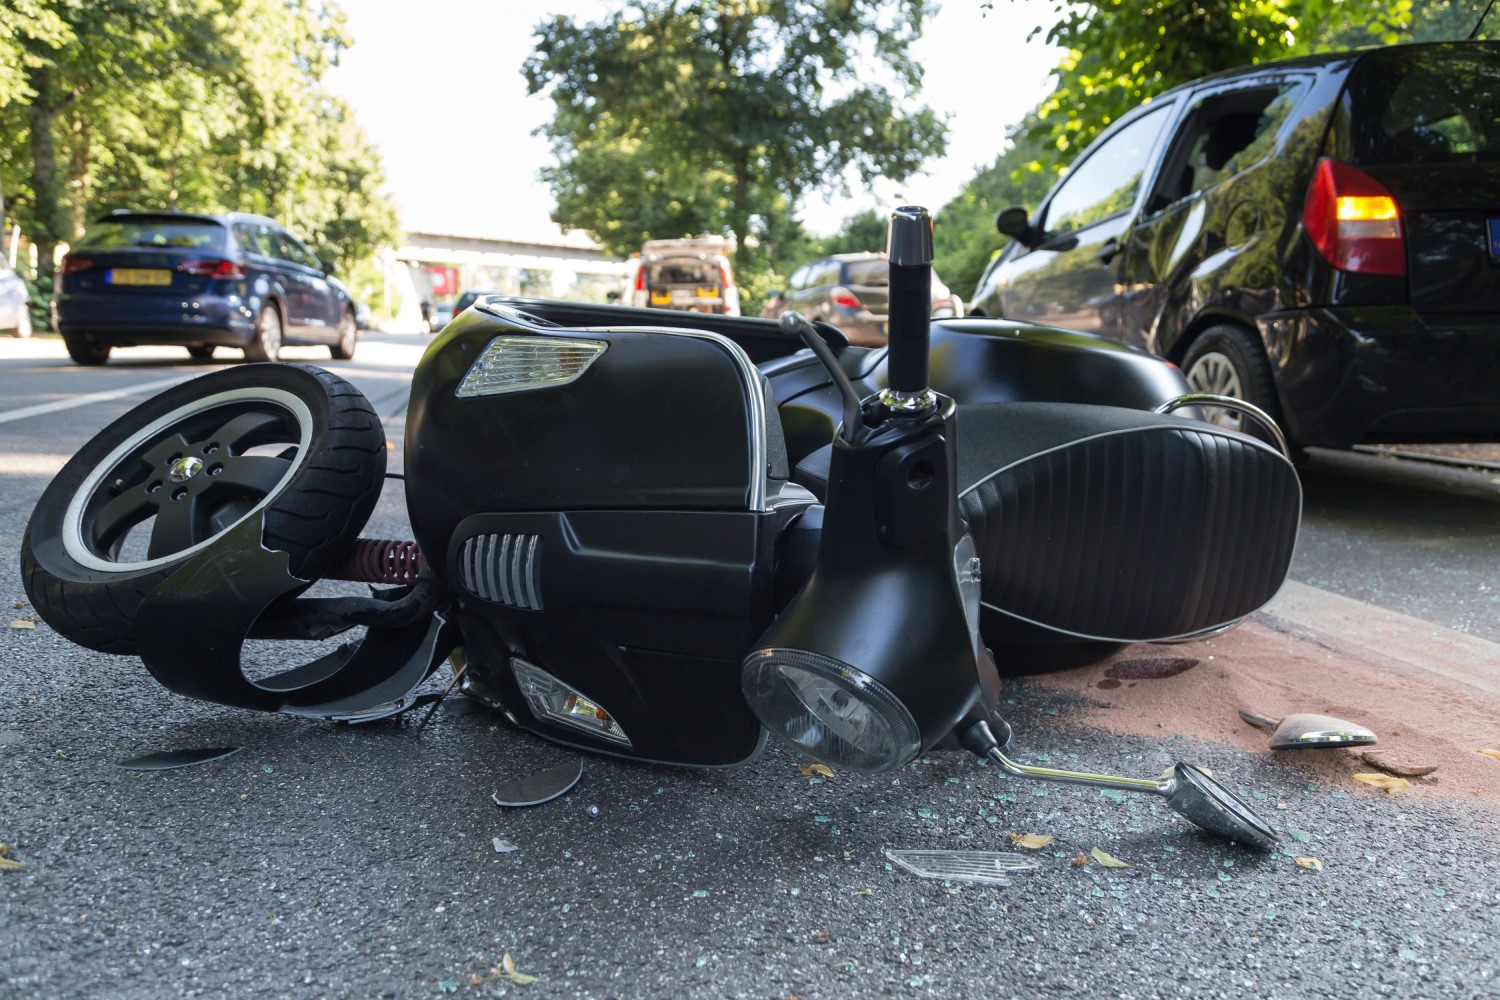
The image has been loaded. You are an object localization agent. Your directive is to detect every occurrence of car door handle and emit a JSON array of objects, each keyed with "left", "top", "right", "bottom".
[{"left": 1095, "top": 237, "right": 1122, "bottom": 265}]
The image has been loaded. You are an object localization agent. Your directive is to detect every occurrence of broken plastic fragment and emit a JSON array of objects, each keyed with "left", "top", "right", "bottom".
[
  {"left": 1090, "top": 847, "right": 1130, "bottom": 868},
  {"left": 116, "top": 747, "right": 242, "bottom": 771},
  {"left": 491, "top": 759, "right": 583, "bottom": 807},
  {"left": 7, "top": 619, "right": 35, "bottom": 630},
  {"left": 1351, "top": 773, "right": 1411, "bottom": 794},
  {"left": 798, "top": 763, "right": 835, "bottom": 778},
  {"left": 885, "top": 849, "right": 1037, "bottom": 886},
  {"left": 1294, "top": 857, "right": 1323, "bottom": 873},
  {"left": 1008, "top": 833, "right": 1054, "bottom": 849},
  {"left": 492, "top": 839, "right": 519, "bottom": 854}
]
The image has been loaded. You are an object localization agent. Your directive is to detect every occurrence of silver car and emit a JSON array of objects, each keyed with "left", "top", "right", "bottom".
[{"left": 0, "top": 262, "right": 31, "bottom": 338}]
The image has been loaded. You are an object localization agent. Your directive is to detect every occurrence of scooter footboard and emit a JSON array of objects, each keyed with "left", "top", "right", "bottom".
[{"left": 957, "top": 402, "right": 1301, "bottom": 644}]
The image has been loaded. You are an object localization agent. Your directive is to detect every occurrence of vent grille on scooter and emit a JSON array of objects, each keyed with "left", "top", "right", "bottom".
[{"left": 458, "top": 533, "right": 544, "bottom": 611}]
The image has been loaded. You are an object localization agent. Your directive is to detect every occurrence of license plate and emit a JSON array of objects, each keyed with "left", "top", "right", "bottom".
[
  {"left": 108, "top": 268, "right": 172, "bottom": 287},
  {"left": 1488, "top": 219, "right": 1500, "bottom": 258}
]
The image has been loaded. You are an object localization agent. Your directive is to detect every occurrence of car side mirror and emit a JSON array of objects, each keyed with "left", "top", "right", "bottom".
[{"left": 995, "top": 207, "right": 1035, "bottom": 247}]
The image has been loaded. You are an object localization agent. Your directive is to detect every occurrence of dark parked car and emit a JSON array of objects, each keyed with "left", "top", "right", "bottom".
[
  {"left": 55, "top": 211, "right": 358, "bottom": 365},
  {"left": 761, "top": 252, "right": 963, "bottom": 346},
  {"left": 0, "top": 262, "right": 30, "bottom": 338},
  {"left": 971, "top": 41, "right": 1500, "bottom": 451},
  {"left": 452, "top": 289, "right": 504, "bottom": 320}
]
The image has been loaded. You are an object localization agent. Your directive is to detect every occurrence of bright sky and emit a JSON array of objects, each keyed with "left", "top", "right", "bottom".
[{"left": 324, "top": 0, "right": 1061, "bottom": 246}]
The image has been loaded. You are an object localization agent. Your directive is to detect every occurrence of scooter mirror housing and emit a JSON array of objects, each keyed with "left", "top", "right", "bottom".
[{"left": 742, "top": 207, "right": 987, "bottom": 772}]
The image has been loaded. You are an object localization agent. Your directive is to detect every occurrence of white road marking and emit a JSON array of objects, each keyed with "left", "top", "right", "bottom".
[{"left": 0, "top": 374, "right": 194, "bottom": 426}]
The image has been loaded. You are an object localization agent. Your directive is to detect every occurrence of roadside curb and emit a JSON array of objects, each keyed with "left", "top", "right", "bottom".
[{"left": 1262, "top": 580, "right": 1500, "bottom": 697}]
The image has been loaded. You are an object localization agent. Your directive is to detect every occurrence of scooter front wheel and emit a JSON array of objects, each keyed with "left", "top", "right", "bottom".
[{"left": 22, "top": 363, "right": 387, "bottom": 654}]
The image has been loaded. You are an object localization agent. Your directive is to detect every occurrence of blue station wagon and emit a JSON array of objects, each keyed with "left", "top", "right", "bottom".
[{"left": 55, "top": 211, "right": 358, "bottom": 365}]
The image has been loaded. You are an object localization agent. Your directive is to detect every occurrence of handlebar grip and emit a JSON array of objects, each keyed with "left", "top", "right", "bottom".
[{"left": 886, "top": 206, "right": 933, "bottom": 395}]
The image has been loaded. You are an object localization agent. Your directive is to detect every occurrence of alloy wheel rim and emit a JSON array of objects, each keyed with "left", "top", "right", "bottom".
[
  {"left": 1185, "top": 352, "right": 1245, "bottom": 432},
  {"left": 62, "top": 388, "right": 313, "bottom": 572}
]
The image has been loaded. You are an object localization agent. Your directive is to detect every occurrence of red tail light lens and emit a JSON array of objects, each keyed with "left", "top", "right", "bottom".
[
  {"left": 1302, "top": 158, "right": 1405, "bottom": 277},
  {"left": 830, "top": 287, "right": 862, "bottom": 309},
  {"left": 60, "top": 257, "right": 94, "bottom": 274},
  {"left": 634, "top": 263, "right": 645, "bottom": 292},
  {"left": 177, "top": 258, "right": 246, "bottom": 280},
  {"left": 718, "top": 260, "right": 735, "bottom": 290}
]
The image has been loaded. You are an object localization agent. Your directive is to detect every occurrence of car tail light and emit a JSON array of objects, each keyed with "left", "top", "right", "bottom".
[
  {"left": 634, "top": 264, "right": 645, "bottom": 292},
  {"left": 1302, "top": 157, "right": 1405, "bottom": 277},
  {"left": 830, "top": 287, "right": 862, "bottom": 310},
  {"left": 60, "top": 256, "right": 94, "bottom": 275},
  {"left": 718, "top": 260, "right": 735, "bottom": 290},
  {"left": 177, "top": 258, "right": 246, "bottom": 280}
]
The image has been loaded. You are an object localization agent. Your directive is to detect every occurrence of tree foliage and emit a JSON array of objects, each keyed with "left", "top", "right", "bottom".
[
  {"left": 524, "top": 0, "right": 949, "bottom": 294},
  {"left": 0, "top": 0, "right": 396, "bottom": 314},
  {"left": 1017, "top": 0, "right": 1413, "bottom": 176}
]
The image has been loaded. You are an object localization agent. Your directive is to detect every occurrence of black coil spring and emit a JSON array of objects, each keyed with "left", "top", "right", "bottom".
[{"left": 327, "top": 538, "right": 425, "bottom": 584}]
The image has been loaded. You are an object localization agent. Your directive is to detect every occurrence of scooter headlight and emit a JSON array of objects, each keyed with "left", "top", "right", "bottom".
[{"left": 741, "top": 648, "right": 921, "bottom": 773}]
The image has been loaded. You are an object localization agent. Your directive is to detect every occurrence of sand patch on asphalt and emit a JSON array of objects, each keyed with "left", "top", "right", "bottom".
[{"left": 1023, "top": 618, "right": 1500, "bottom": 807}]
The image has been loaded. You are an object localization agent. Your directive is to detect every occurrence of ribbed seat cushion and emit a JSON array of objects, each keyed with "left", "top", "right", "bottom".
[{"left": 957, "top": 402, "right": 1301, "bottom": 642}]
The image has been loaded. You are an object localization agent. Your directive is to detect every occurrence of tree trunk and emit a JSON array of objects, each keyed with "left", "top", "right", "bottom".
[{"left": 25, "top": 65, "right": 65, "bottom": 283}]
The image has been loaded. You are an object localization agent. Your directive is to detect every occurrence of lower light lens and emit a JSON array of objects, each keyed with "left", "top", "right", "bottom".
[
  {"left": 511, "top": 658, "right": 632, "bottom": 747},
  {"left": 741, "top": 648, "right": 921, "bottom": 773}
]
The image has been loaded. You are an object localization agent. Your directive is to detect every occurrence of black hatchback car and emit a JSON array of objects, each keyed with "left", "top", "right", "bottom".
[
  {"left": 55, "top": 211, "right": 358, "bottom": 365},
  {"left": 971, "top": 41, "right": 1500, "bottom": 451}
]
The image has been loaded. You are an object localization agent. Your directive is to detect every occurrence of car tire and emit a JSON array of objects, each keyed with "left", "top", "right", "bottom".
[
  {"left": 187, "top": 345, "right": 216, "bottom": 360},
  {"left": 244, "top": 304, "right": 283, "bottom": 362},
  {"left": 15, "top": 307, "right": 32, "bottom": 339},
  {"left": 63, "top": 333, "right": 111, "bottom": 366},
  {"left": 1181, "top": 324, "right": 1284, "bottom": 444},
  {"left": 21, "top": 363, "right": 387, "bottom": 655},
  {"left": 330, "top": 310, "right": 357, "bottom": 360}
]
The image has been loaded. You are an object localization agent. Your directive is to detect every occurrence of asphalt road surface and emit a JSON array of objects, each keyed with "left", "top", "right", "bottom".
[{"left": 2, "top": 333, "right": 1496, "bottom": 999}]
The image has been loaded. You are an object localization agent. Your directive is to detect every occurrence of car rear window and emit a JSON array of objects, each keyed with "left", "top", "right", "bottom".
[
  {"left": 1347, "top": 45, "right": 1500, "bottom": 164},
  {"left": 648, "top": 258, "right": 717, "bottom": 284},
  {"left": 78, "top": 217, "right": 228, "bottom": 251},
  {"left": 843, "top": 259, "right": 888, "bottom": 286}
]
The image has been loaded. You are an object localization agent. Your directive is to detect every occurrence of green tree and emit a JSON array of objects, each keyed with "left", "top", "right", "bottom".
[
  {"left": 0, "top": 0, "right": 397, "bottom": 324},
  {"left": 524, "top": 0, "right": 949, "bottom": 286},
  {"left": 1014, "top": 0, "right": 1412, "bottom": 177}
]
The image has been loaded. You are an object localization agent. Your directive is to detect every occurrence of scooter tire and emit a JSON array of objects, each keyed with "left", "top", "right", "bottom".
[{"left": 21, "top": 363, "right": 387, "bottom": 655}]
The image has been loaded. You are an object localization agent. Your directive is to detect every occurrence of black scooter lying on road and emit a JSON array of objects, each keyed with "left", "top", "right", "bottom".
[{"left": 22, "top": 208, "right": 1300, "bottom": 849}]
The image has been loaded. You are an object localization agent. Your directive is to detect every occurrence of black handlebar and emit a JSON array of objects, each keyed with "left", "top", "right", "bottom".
[{"left": 885, "top": 206, "right": 934, "bottom": 396}]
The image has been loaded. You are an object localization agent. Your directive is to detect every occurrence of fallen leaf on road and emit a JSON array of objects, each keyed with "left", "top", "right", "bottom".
[
  {"left": 503, "top": 953, "right": 539, "bottom": 985},
  {"left": 0, "top": 857, "right": 24, "bottom": 871},
  {"left": 1352, "top": 773, "right": 1411, "bottom": 794},
  {"left": 1359, "top": 751, "right": 1437, "bottom": 778},
  {"left": 798, "top": 763, "right": 835, "bottom": 778},
  {"left": 1294, "top": 857, "right": 1323, "bottom": 873},
  {"left": 1071, "top": 853, "right": 1089, "bottom": 867},
  {"left": 1008, "top": 833, "right": 1054, "bottom": 849},
  {"left": 1476, "top": 749, "right": 1500, "bottom": 762},
  {"left": 1090, "top": 847, "right": 1130, "bottom": 868},
  {"left": 7, "top": 620, "right": 35, "bottom": 630}
]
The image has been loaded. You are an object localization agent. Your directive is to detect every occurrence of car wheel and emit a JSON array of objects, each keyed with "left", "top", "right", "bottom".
[
  {"left": 63, "top": 333, "right": 111, "bottom": 366},
  {"left": 187, "top": 345, "right": 216, "bottom": 360},
  {"left": 1181, "top": 324, "right": 1283, "bottom": 442},
  {"left": 15, "top": 307, "right": 32, "bottom": 339},
  {"left": 244, "top": 304, "right": 283, "bottom": 362},
  {"left": 330, "top": 310, "right": 357, "bottom": 360},
  {"left": 21, "top": 364, "right": 387, "bottom": 655}
]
